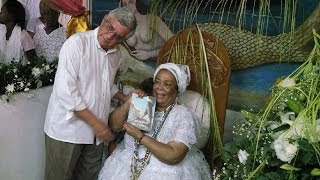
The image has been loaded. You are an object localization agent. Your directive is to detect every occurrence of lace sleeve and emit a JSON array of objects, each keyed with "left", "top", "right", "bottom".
[{"left": 165, "top": 105, "right": 200, "bottom": 149}]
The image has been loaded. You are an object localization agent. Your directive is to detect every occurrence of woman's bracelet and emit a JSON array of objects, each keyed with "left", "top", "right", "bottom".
[{"left": 138, "top": 133, "right": 146, "bottom": 143}]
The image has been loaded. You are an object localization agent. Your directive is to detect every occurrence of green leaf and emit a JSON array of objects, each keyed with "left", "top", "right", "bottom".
[
  {"left": 256, "top": 175, "right": 269, "bottom": 180},
  {"left": 269, "top": 158, "right": 283, "bottom": 166},
  {"left": 311, "top": 168, "right": 320, "bottom": 176},
  {"left": 297, "top": 138, "right": 313, "bottom": 152},
  {"left": 265, "top": 172, "right": 281, "bottom": 179},
  {"left": 285, "top": 99, "right": 305, "bottom": 115},
  {"left": 280, "top": 163, "right": 301, "bottom": 171},
  {"left": 297, "top": 151, "right": 313, "bottom": 165},
  {"left": 223, "top": 143, "right": 239, "bottom": 154}
]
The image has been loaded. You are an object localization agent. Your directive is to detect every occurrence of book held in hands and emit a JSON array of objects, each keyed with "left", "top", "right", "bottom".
[{"left": 127, "top": 93, "right": 156, "bottom": 131}]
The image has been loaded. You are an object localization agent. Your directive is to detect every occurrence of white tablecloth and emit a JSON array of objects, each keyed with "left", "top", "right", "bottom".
[{"left": 0, "top": 86, "right": 53, "bottom": 180}]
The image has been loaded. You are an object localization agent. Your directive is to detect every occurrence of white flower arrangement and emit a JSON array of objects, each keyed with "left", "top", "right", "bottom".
[
  {"left": 0, "top": 57, "right": 58, "bottom": 102},
  {"left": 217, "top": 30, "right": 320, "bottom": 179}
]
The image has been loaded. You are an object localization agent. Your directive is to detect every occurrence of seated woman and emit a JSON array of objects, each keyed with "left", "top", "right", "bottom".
[
  {"left": 99, "top": 63, "right": 211, "bottom": 180},
  {"left": 32, "top": 1, "right": 66, "bottom": 62},
  {"left": 0, "top": 0, "right": 36, "bottom": 63}
]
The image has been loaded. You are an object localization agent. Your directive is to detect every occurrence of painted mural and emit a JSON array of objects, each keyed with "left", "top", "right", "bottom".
[{"left": 92, "top": 0, "right": 319, "bottom": 112}]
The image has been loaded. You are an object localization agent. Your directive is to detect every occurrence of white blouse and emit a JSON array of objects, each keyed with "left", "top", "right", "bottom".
[
  {"left": 0, "top": 24, "right": 35, "bottom": 63},
  {"left": 33, "top": 23, "right": 66, "bottom": 62}
]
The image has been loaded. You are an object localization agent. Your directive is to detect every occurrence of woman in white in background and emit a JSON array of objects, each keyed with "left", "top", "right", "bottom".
[
  {"left": 32, "top": 0, "right": 66, "bottom": 62},
  {"left": 0, "top": 0, "right": 36, "bottom": 63}
]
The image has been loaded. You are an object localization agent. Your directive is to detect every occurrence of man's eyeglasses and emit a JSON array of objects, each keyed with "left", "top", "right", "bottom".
[{"left": 106, "top": 21, "right": 125, "bottom": 42}]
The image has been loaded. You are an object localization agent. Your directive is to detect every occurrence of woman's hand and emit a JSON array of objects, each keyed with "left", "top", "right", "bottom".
[
  {"left": 132, "top": 88, "right": 146, "bottom": 97},
  {"left": 123, "top": 122, "right": 144, "bottom": 141}
]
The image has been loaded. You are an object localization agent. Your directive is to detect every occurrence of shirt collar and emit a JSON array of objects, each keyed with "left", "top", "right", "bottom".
[{"left": 94, "top": 27, "right": 118, "bottom": 54}]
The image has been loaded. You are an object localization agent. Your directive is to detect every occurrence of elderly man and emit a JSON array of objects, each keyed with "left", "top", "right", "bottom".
[{"left": 44, "top": 7, "right": 136, "bottom": 180}]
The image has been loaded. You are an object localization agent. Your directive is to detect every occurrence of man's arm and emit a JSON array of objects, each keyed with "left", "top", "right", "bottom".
[
  {"left": 75, "top": 108, "right": 115, "bottom": 141},
  {"left": 109, "top": 99, "right": 131, "bottom": 132}
]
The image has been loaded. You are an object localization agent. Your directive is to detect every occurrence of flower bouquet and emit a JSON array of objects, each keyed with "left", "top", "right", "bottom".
[
  {"left": 0, "top": 57, "right": 58, "bottom": 102},
  {"left": 216, "top": 30, "right": 320, "bottom": 179}
]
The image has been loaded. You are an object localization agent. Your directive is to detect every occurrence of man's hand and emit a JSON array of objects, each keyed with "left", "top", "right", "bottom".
[
  {"left": 93, "top": 121, "right": 115, "bottom": 141},
  {"left": 74, "top": 108, "right": 115, "bottom": 141}
]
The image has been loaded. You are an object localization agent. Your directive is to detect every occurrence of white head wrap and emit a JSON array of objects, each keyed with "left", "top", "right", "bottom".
[{"left": 153, "top": 63, "right": 191, "bottom": 94}]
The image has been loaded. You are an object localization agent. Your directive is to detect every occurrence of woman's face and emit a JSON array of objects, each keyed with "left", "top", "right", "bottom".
[
  {"left": 39, "top": 1, "right": 59, "bottom": 24},
  {"left": 153, "top": 69, "right": 178, "bottom": 111},
  {"left": 0, "top": 6, "right": 9, "bottom": 24}
]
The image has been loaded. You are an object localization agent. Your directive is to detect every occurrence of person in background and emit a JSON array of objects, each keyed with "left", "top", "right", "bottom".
[
  {"left": 0, "top": 0, "right": 36, "bottom": 63},
  {"left": 43, "top": 7, "right": 136, "bottom": 180},
  {"left": 120, "top": 0, "right": 173, "bottom": 69},
  {"left": 16, "top": 0, "right": 41, "bottom": 35},
  {"left": 98, "top": 63, "right": 211, "bottom": 180},
  {"left": 32, "top": 0, "right": 66, "bottom": 62}
]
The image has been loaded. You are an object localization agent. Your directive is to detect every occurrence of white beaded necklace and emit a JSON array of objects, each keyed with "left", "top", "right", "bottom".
[{"left": 130, "top": 101, "right": 177, "bottom": 180}]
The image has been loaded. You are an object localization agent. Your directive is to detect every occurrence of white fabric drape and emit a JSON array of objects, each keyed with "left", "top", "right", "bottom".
[
  {"left": 17, "top": 0, "right": 41, "bottom": 20},
  {"left": 0, "top": 24, "right": 26, "bottom": 63},
  {"left": 0, "top": 86, "right": 53, "bottom": 180},
  {"left": 5, "top": 25, "right": 22, "bottom": 63}
]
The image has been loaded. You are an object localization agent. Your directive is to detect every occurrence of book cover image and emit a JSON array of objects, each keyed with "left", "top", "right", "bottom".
[{"left": 127, "top": 93, "right": 156, "bottom": 131}]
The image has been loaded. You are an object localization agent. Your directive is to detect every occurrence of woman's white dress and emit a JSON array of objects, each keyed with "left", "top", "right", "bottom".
[
  {"left": 0, "top": 24, "right": 35, "bottom": 63},
  {"left": 33, "top": 23, "right": 66, "bottom": 62},
  {"left": 98, "top": 105, "right": 212, "bottom": 180}
]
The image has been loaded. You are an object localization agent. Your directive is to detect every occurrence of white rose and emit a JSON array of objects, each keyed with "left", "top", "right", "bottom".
[
  {"left": 274, "top": 138, "right": 298, "bottom": 162},
  {"left": 5, "top": 84, "right": 15, "bottom": 93},
  {"left": 238, "top": 149, "right": 249, "bottom": 165},
  {"left": 32, "top": 67, "right": 41, "bottom": 77},
  {"left": 44, "top": 65, "right": 50, "bottom": 71}
]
